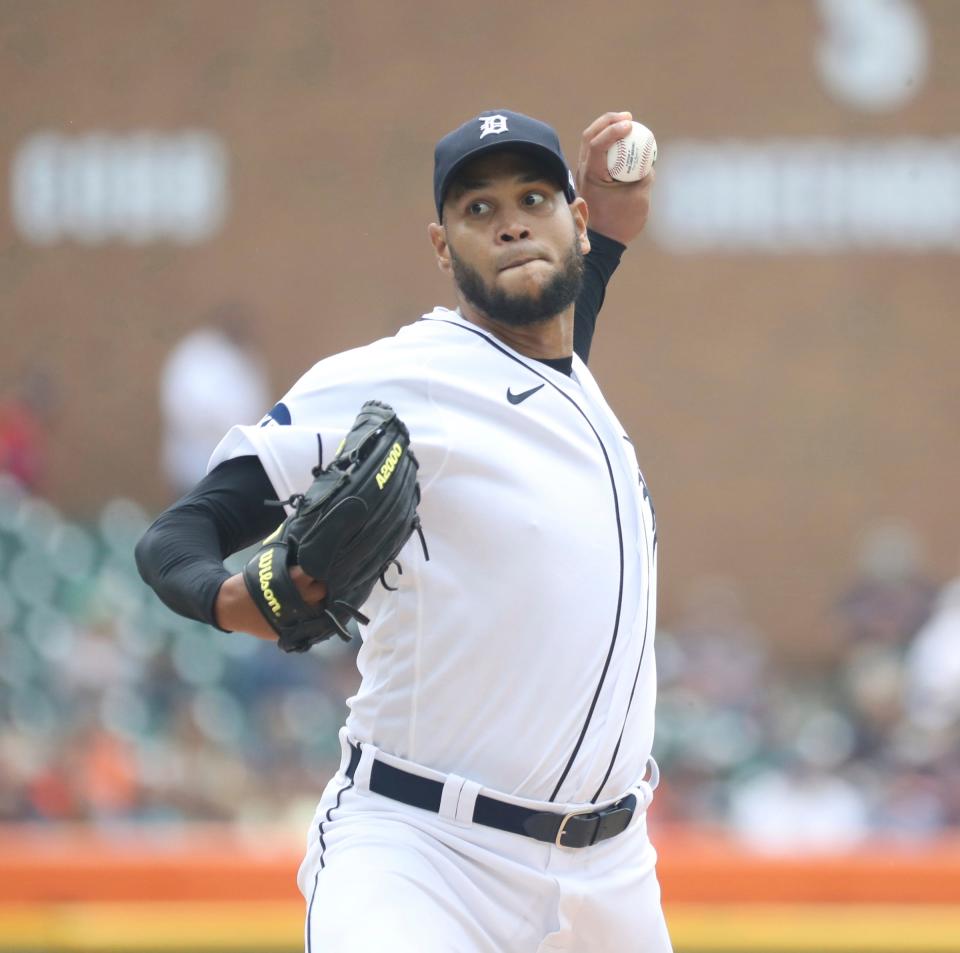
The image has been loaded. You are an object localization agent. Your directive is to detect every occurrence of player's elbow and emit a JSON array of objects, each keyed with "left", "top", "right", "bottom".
[
  {"left": 134, "top": 520, "right": 161, "bottom": 589},
  {"left": 134, "top": 508, "right": 184, "bottom": 591}
]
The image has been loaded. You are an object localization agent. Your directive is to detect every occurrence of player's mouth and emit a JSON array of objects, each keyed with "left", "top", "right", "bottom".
[{"left": 498, "top": 255, "right": 546, "bottom": 272}]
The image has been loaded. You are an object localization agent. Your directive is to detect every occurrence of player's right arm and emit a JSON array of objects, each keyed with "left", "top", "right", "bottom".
[{"left": 575, "top": 231, "right": 625, "bottom": 364}]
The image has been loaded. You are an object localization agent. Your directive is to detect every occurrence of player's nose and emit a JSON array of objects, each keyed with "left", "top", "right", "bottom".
[{"left": 498, "top": 222, "right": 531, "bottom": 242}]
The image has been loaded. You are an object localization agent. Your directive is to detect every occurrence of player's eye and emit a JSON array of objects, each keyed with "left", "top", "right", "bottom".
[
  {"left": 522, "top": 192, "right": 546, "bottom": 207},
  {"left": 466, "top": 200, "right": 492, "bottom": 216}
]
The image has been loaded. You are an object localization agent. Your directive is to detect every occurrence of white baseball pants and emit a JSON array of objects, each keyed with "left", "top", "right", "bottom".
[{"left": 297, "top": 737, "right": 673, "bottom": 952}]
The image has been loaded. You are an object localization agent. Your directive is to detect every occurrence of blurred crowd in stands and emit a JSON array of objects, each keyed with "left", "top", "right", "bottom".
[
  {"left": 653, "top": 526, "right": 960, "bottom": 848},
  {"left": 1, "top": 466, "right": 958, "bottom": 847}
]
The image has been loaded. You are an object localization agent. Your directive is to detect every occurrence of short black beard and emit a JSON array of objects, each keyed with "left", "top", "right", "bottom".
[{"left": 449, "top": 238, "right": 585, "bottom": 328}]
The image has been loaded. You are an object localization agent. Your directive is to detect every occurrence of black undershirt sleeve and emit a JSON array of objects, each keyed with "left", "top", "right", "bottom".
[
  {"left": 574, "top": 229, "right": 626, "bottom": 364},
  {"left": 134, "top": 456, "right": 281, "bottom": 630}
]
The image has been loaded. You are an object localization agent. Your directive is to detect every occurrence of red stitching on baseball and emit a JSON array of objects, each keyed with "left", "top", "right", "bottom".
[{"left": 612, "top": 140, "right": 627, "bottom": 175}]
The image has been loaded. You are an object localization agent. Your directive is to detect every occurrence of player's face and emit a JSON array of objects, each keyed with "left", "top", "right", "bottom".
[{"left": 429, "top": 152, "right": 590, "bottom": 327}]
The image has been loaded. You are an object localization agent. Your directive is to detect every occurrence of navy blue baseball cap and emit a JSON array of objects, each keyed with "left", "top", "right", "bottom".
[{"left": 433, "top": 109, "right": 577, "bottom": 218}]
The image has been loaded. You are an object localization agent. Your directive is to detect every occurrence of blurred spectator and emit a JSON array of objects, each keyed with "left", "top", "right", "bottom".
[
  {"left": 873, "top": 766, "right": 948, "bottom": 838},
  {"left": 0, "top": 368, "right": 59, "bottom": 493},
  {"left": 159, "top": 304, "right": 271, "bottom": 498},
  {"left": 904, "top": 576, "right": 960, "bottom": 730},
  {"left": 659, "top": 575, "right": 769, "bottom": 709},
  {"left": 834, "top": 519, "right": 937, "bottom": 649},
  {"left": 75, "top": 726, "right": 141, "bottom": 820},
  {"left": 728, "top": 763, "right": 870, "bottom": 852},
  {"left": 652, "top": 576, "right": 773, "bottom": 827}
]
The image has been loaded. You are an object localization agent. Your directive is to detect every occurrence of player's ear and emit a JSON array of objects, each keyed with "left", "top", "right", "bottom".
[
  {"left": 570, "top": 197, "right": 591, "bottom": 256},
  {"left": 427, "top": 222, "right": 453, "bottom": 273}
]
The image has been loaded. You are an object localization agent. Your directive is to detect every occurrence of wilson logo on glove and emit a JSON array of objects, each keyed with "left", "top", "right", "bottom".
[{"left": 257, "top": 549, "right": 282, "bottom": 617}]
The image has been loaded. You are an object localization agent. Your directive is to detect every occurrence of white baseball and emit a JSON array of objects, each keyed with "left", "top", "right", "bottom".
[{"left": 606, "top": 121, "right": 657, "bottom": 182}]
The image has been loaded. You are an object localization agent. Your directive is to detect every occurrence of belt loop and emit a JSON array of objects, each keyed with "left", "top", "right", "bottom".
[
  {"left": 439, "top": 774, "right": 466, "bottom": 822},
  {"left": 455, "top": 780, "right": 482, "bottom": 826},
  {"left": 634, "top": 756, "right": 660, "bottom": 812},
  {"left": 353, "top": 744, "right": 376, "bottom": 793},
  {"left": 337, "top": 728, "right": 353, "bottom": 776},
  {"left": 647, "top": 757, "right": 660, "bottom": 791}
]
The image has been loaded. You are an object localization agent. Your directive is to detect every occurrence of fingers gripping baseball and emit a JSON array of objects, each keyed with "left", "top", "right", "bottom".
[
  {"left": 578, "top": 112, "right": 634, "bottom": 187},
  {"left": 576, "top": 111, "right": 655, "bottom": 246}
]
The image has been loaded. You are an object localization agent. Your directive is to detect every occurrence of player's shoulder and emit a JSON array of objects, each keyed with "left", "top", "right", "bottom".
[
  {"left": 374, "top": 307, "right": 488, "bottom": 351},
  {"left": 293, "top": 309, "right": 481, "bottom": 387}
]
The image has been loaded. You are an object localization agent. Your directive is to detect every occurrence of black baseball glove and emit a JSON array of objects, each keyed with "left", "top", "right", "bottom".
[{"left": 242, "top": 400, "right": 426, "bottom": 653}]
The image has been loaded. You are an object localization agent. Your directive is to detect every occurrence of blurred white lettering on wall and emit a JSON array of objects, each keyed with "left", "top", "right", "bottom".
[
  {"left": 652, "top": 139, "right": 960, "bottom": 253},
  {"left": 11, "top": 131, "right": 228, "bottom": 245}
]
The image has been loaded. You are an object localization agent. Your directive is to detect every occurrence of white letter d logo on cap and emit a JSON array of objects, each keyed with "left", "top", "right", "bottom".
[{"left": 478, "top": 115, "right": 508, "bottom": 139}]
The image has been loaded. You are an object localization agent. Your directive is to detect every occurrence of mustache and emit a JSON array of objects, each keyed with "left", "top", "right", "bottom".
[{"left": 496, "top": 247, "right": 550, "bottom": 272}]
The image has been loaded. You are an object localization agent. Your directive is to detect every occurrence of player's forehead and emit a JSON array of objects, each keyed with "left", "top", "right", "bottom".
[{"left": 446, "top": 151, "right": 560, "bottom": 200}]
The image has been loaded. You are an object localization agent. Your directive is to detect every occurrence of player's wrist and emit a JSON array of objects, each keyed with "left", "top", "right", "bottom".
[
  {"left": 215, "top": 573, "right": 277, "bottom": 641},
  {"left": 586, "top": 228, "right": 627, "bottom": 257}
]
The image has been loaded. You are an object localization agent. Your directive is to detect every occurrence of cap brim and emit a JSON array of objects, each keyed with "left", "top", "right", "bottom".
[{"left": 438, "top": 140, "right": 573, "bottom": 216}]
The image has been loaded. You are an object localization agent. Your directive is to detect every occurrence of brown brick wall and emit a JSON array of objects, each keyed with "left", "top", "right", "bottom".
[{"left": 1, "top": 0, "right": 957, "bottom": 655}]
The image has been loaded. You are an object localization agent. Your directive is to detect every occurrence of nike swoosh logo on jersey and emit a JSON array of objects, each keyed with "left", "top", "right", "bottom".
[{"left": 506, "top": 384, "right": 545, "bottom": 405}]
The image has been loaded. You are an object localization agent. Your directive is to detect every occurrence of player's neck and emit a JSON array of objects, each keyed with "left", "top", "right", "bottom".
[{"left": 457, "top": 304, "right": 574, "bottom": 360}]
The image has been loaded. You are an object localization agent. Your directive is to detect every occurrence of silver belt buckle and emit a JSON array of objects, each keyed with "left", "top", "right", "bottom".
[{"left": 555, "top": 807, "right": 595, "bottom": 847}]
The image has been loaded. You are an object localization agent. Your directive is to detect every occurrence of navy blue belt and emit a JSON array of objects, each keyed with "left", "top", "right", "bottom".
[{"left": 346, "top": 742, "right": 636, "bottom": 849}]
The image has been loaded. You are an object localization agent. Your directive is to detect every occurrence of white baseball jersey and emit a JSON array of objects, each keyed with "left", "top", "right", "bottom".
[{"left": 209, "top": 307, "right": 658, "bottom": 805}]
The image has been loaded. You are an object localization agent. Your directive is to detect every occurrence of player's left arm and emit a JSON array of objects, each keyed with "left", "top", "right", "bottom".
[{"left": 573, "top": 111, "right": 655, "bottom": 363}]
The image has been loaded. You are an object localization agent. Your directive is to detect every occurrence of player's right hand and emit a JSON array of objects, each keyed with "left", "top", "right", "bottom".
[
  {"left": 290, "top": 565, "right": 327, "bottom": 606},
  {"left": 576, "top": 111, "right": 655, "bottom": 246}
]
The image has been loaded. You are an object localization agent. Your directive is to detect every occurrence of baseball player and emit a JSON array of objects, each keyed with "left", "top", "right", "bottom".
[{"left": 137, "top": 109, "right": 669, "bottom": 952}]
